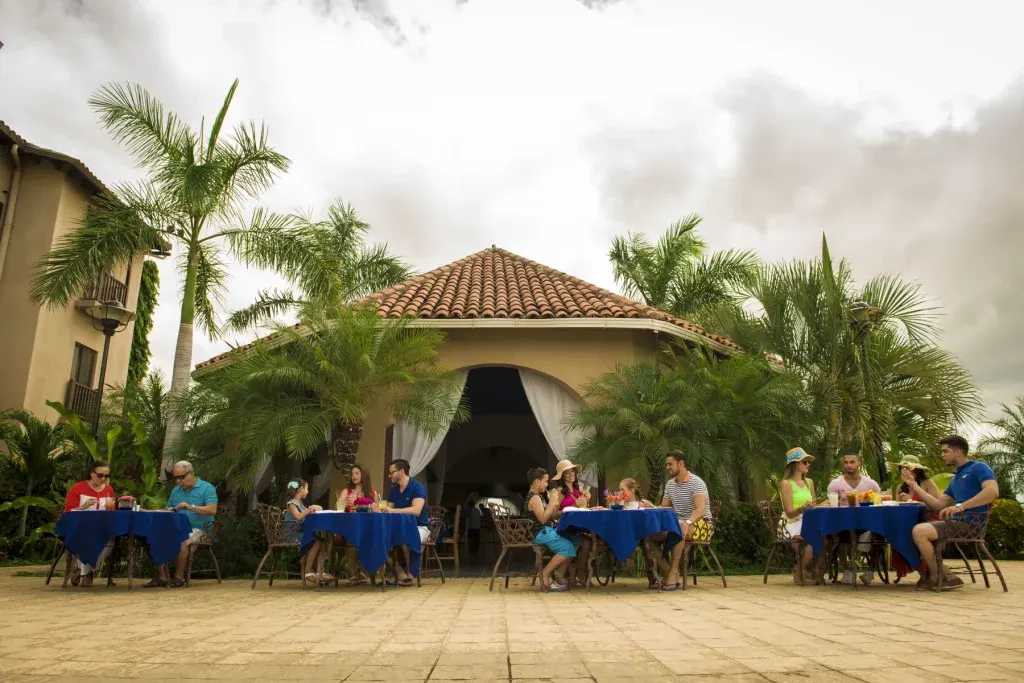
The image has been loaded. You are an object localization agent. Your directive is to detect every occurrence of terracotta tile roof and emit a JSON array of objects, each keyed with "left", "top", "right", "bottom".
[
  {"left": 0, "top": 120, "right": 109, "bottom": 195},
  {"left": 195, "top": 246, "right": 741, "bottom": 372}
]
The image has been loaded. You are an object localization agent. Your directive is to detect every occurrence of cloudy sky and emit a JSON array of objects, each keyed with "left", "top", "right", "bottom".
[{"left": 2, "top": 0, "right": 1022, "bottom": 428}]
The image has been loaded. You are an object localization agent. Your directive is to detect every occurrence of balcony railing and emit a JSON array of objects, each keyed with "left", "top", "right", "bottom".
[
  {"left": 65, "top": 380, "right": 100, "bottom": 424},
  {"left": 81, "top": 272, "right": 128, "bottom": 306}
]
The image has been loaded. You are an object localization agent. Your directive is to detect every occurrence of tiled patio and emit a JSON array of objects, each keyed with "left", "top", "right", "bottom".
[{"left": 1, "top": 563, "right": 1022, "bottom": 682}]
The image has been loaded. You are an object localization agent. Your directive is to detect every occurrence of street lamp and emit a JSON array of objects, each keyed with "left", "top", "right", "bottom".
[
  {"left": 77, "top": 298, "right": 134, "bottom": 436},
  {"left": 848, "top": 300, "right": 886, "bottom": 481}
]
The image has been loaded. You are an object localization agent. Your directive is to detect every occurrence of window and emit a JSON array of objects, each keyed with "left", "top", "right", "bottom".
[{"left": 71, "top": 343, "right": 97, "bottom": 387}]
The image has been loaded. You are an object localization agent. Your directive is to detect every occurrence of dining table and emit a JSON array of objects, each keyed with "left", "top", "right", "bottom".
[
  {"left": 557, "top": 508, "right": 682, "bottom": 562},
  {"left": 801, "top": 502, "right": 928, "bottom": 570},
  {"left": 55, "top": 509, "right": 194, "bottom": 586},
  {"left": 300, "top": 510, "right": 422, "bottom": 584}
]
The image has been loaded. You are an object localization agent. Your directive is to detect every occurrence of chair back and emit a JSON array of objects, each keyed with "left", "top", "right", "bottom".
[
  {"left": 945, "top": 510, "right": 991, "bottom": 542},
  {"left": 758, "top": 499, "right": 787, "bottom": 542},
  {"left": 425, "top": 505, "right": 447, "bottom": 547},
  {"left": 254, "top": 503, "right": 290, "bottom": 546},
  {"left": 486, "top": 501, "right": 534, "bottom": 546}
]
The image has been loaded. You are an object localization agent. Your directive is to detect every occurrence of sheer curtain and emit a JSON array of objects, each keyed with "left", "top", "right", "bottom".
[
  {"left": 392, "top": 370, "right": 469, "bottom": 477},
  {"left": 517, "top": 368, "right": 595, "bottom": 486}
]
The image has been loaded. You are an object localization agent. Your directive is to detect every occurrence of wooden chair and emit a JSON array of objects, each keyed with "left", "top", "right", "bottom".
[
  {"left": 417, "top": 507, "right": 448, "bottom": 585},
  {"left": 434, "top": 504, "right": 461, "bottom": 577},
  {"left": 681, "top": 500, "right": 727, "bottom": 589},
  {"left": 758, "top": 499, "right": 810, "bottom": 584},
  {"left": 486, "top": 501, "right": 545, "bottom": 591},
  {"left": 934, "top": 512, "right": 1008, "bottom": 592},
  {"left": 251, "top": 503, "right": 302, "bottom": 589},
  {"left": 185, "top": 519, "right": 222, "bottom": 585}
]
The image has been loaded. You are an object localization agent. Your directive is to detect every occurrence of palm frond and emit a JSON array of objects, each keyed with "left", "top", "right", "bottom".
[{"left": 89, "top": 82, "right": 195, "bottom": 169}]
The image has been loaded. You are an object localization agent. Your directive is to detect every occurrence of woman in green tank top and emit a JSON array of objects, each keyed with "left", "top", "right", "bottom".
[{"left": 780, "top": 447, "right": 817, "bottom": 584}]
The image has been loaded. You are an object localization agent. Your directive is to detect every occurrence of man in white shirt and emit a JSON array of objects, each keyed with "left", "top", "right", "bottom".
[{"left": 826, "top": 454, "right": 882, "bottom": 584}]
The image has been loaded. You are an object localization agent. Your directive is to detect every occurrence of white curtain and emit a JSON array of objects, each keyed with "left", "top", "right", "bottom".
[
  {"left": 393, "top": 370, "right": 469, "bottom": 477},
  {"left": 517, "top": 368, "right": 596, "bottom": 486}
]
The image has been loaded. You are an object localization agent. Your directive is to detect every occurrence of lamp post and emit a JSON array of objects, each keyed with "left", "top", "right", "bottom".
[
  {"left": 848, "top": 300, "right": 886, "bottom": 482},
  {"left": 78, "top": 299, "right": 135, "bottom": 436}
]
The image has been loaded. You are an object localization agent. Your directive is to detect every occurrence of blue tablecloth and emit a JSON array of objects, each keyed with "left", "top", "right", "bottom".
[
  {"left": 301, "top": 512, "right": 422, "bottom": 576},
  {"left": 56, "top": 510, "right": 193, "bottom": 566},
  {"left": 557, "top": 509, "right": 682, "bottom": 562},
  {"left": 801, "top": 504, "right": 927, "bottom": 567}
]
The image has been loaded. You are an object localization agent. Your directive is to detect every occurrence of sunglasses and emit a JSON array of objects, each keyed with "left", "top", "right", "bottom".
[
  {"left": 173, "top": 474, "right": 190, "bottom": 481},
  {"left": 93, "top": 473, "right": 110, "bottom": 479}
]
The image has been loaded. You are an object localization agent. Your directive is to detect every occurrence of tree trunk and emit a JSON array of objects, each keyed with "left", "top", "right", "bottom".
[
  {"left": 645, "top": 455, "right": 664, "bottom": 502},
  {"left": 330, "top": 421, "right": 363, "bottom": 480},
  {"left": 161, "top": 251, "right": 198, "bottom": 475},
  {"left": 17, "top": 476, "right": 34, "bottom": 539}
]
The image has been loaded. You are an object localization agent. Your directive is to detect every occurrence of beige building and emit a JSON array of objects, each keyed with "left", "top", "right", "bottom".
[
  {"left": 196, "top": 246, "right": 740, "bottom": 505},
  {"left": 0, "top": 121, "right": 156, "bottom": 423}
]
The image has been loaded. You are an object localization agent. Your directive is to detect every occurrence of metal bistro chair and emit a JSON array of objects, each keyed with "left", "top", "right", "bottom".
[
  {"left": 418, "top": 506, "right": 448, "bottom": 585},
  {"left": 185, "top": 518, "right": 222, "bottom": 586},
  {"left": 681, "top": 500, "right": 727, "bottom": 589},
  {"left": 251, "top": 503, "right": 303, "bottom": 589},
  {"left": 934, "top": 511, "right": 1008, "bottom": 592},
  {"left": 759, "top": 499, "right": 811, "bottom": 584},
  {"left": 487, "top": 501, "right": 547, "bottom": 591},
  {"left": 435, "top": 504, "right": 461, "bottom": 578}
]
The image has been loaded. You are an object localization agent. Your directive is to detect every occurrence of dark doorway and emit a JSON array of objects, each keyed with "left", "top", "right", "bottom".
[{"left": 422, "top": 366, "right": 554, "bottom": 574}]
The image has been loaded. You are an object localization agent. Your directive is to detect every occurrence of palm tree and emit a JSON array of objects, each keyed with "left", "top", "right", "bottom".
[
  {"left": 710, "top": 236, "right": 982, "bottom": 480},
  {"left": 103, "top": 371, "right": 168, "bottom": 462},
  {"left": 569, "top": 346, "right": 813, "bottom": 501},
  {"left": 224, "top": 201, "right": 410, "bottom": 333},
  {"left": 980, "top": 398, "right": 1024, "bottom": 497},
  {"left": 31, "top": 79, "right": 305, "bottom": 472},
  {"left": 181, "top": 303, "right": 467, "bottom": 492},
  {"left": 609, "top": 214, "right": 758, "bottom": 324},
  {"left": 0, "top": 411, "right": 71, "bottom": 538}
]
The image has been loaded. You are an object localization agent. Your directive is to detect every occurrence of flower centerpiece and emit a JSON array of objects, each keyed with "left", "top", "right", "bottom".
[{"left": 605, "top": 490, "right": 625, "bottom": 510}]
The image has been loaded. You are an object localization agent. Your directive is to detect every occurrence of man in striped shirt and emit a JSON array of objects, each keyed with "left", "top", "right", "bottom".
[{"left": 641, "top": 450, "right": 714, "bottom": 591}]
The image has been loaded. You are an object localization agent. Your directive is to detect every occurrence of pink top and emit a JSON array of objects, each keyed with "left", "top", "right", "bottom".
[
  {"left": 559, "top": 485, "right": 583, "bottom": 509},
  {"left": 827, "top": 474, "right": 880, "bottom": 505},
  {"left": 340, "top": 487, "right": 376, "bottom": 511}
]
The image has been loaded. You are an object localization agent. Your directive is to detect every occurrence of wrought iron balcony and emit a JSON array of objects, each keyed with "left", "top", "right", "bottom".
[
  {"left": 81, "top": 272, "right": 128, "bottom": 306},
  {"left": 65, "top": 380, "right": 100, "bottom": 424}
]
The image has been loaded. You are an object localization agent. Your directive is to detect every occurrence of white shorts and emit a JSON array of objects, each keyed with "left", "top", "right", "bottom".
[
  {"left": 418, "top": 525, "right": 430, "bottom": 544},
  {"left": 184, "top": 528, "right": 208, "bottom": 546}
]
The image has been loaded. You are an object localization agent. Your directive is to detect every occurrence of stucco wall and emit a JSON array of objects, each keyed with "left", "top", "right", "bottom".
[
  {"left": 332, "top": 325, "right": 664, "bottom": 500},
  {"left": 0, "top": 154, "right": 143, "bottom": 420}
]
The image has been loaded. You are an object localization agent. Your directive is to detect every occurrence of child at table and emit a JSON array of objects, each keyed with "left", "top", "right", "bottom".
[
  {"left": 617, "top": 478, "right": 645, "bottom": 510},
  {"left": 282, "top": 479, "right": 324, "bottom": 585}
]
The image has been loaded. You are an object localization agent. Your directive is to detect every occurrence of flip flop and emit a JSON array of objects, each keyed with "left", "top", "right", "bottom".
[
  {"left": 661, "top": 582, "right": 681, "bottom": 592},
  {"left": 397, "top": 577, "right": 414, "bottom": 587}
]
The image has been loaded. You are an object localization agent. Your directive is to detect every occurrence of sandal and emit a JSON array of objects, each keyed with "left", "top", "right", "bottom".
[
  {"left": 304, "top": 573, "right": 318, "bottom": 586},
  {"left": 142, "top": 578, "right": 167, "bottom": 588},
  {"left": 169, "top": 578, "right": 186, "bottom": 588},
  {"left": 397, "top": 577, "right": 414, "bottom": 587},
  {"left": 661, "top": 582, "right": 681, "bottom": 592}
]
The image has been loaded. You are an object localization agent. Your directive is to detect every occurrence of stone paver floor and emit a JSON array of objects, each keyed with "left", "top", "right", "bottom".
[{"left": 1, "top": 562, "right": 1023, "bottom": 682}]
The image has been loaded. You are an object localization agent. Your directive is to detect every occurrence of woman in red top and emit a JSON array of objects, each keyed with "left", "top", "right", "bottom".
[
  {"left": 63, "top": 461, "right": 116, "bottom": 586},
  {"left": 337, "top": 464, "right": 377, "bottom": 511}
]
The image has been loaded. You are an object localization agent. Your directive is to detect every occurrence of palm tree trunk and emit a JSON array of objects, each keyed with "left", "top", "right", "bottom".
[
  {"left": 161, "top": 250, "right": 198, "bottom": 475},
  {"left": 645, "top": 455, "right": 664, "bottom": 503},
  {"left": 330, "top": 422, "right": 363, "bottom": 479},
  {"left": 17, "top": 476, "right": 34, "bottom": 539}
]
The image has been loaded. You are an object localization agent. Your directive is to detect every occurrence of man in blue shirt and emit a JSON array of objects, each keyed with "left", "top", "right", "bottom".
[
  {"left": 385, "top": 458, "right": 429, "bottom": 585},
  {"left": 144, "top": 460, "right": 218, "bottom": 588},
  {"left": 904, "top": 435, "right": 998, "bottom": 591}
]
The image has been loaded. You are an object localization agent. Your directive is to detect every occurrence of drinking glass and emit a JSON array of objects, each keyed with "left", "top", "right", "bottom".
[{"left": 827, "top": 492, "right": 839, "bottom": 507}]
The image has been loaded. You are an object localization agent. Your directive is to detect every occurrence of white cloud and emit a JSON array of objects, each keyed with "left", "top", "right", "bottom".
[{"left": 1, "top": 0, "right": 1021, "bottom": 426}]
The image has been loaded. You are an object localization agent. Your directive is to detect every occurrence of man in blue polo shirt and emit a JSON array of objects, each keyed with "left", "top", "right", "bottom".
[
  {"left": 385, "top": 458, "right": 429, "bottom": 585},
  {"left": 905, "top": 435, "right": 998, "bottom": 591},
  {"left": 144, "top": 460, "right": 218, "bottom": 588}
]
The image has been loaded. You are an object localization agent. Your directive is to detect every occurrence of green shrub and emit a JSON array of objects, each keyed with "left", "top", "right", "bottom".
[
  {"left": 986, "top": 498, "right": 1024, "bottom": 559},
  {"left": 712, "top": 501, "right": 773, "bottom": 569},
  {"left": 189, "top": 512, "right": 268, "bottom": 579}
]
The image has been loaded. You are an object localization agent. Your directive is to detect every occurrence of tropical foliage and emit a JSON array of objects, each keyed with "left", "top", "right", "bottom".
[
  {"left": 570, "top": 346, "right": 813, "bottom": 500},
  {"left": 30, "top": 78, "right": 305, "bottom": 469},
  {"left": 127, "top": 259, "right": 160, "bottom": 387},
  {"left": 0, "top": 411, "right": 71, "bottom": 538},
  {"left": 980, "top": 398, "right": 1024, "bottom": 498},
  {"left": 179, "top": 303, "right": 467, "bottom": 492},
  {"left": 708, "top": 236, "right": 981, "bottom": 482},
  {"left": 224, "top": 201, "right": 409, "bottom": 333},
  {"left": 609, "top": 214, "right": 758, "bottom": 325}
]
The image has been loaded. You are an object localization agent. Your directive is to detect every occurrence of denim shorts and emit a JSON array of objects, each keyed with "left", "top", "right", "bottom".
[{"left": 533, "top": 526, "right": 580, "bottom": 558}]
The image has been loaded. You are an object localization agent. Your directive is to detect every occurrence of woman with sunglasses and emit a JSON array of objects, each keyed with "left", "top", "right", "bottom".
[{"left": 63, "top": 461, "right": 116, "bottom": 586}]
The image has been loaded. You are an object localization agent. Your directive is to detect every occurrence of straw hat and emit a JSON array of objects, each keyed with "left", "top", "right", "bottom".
[
  {"left": 887, "top": 455, "right": 929, "bottom": 473},
  {"left": 785, "top": 447, "right": 815, "bottom": 465},
  {"left": 552, "top": 459, "right": 578, "bottom": 481}
]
